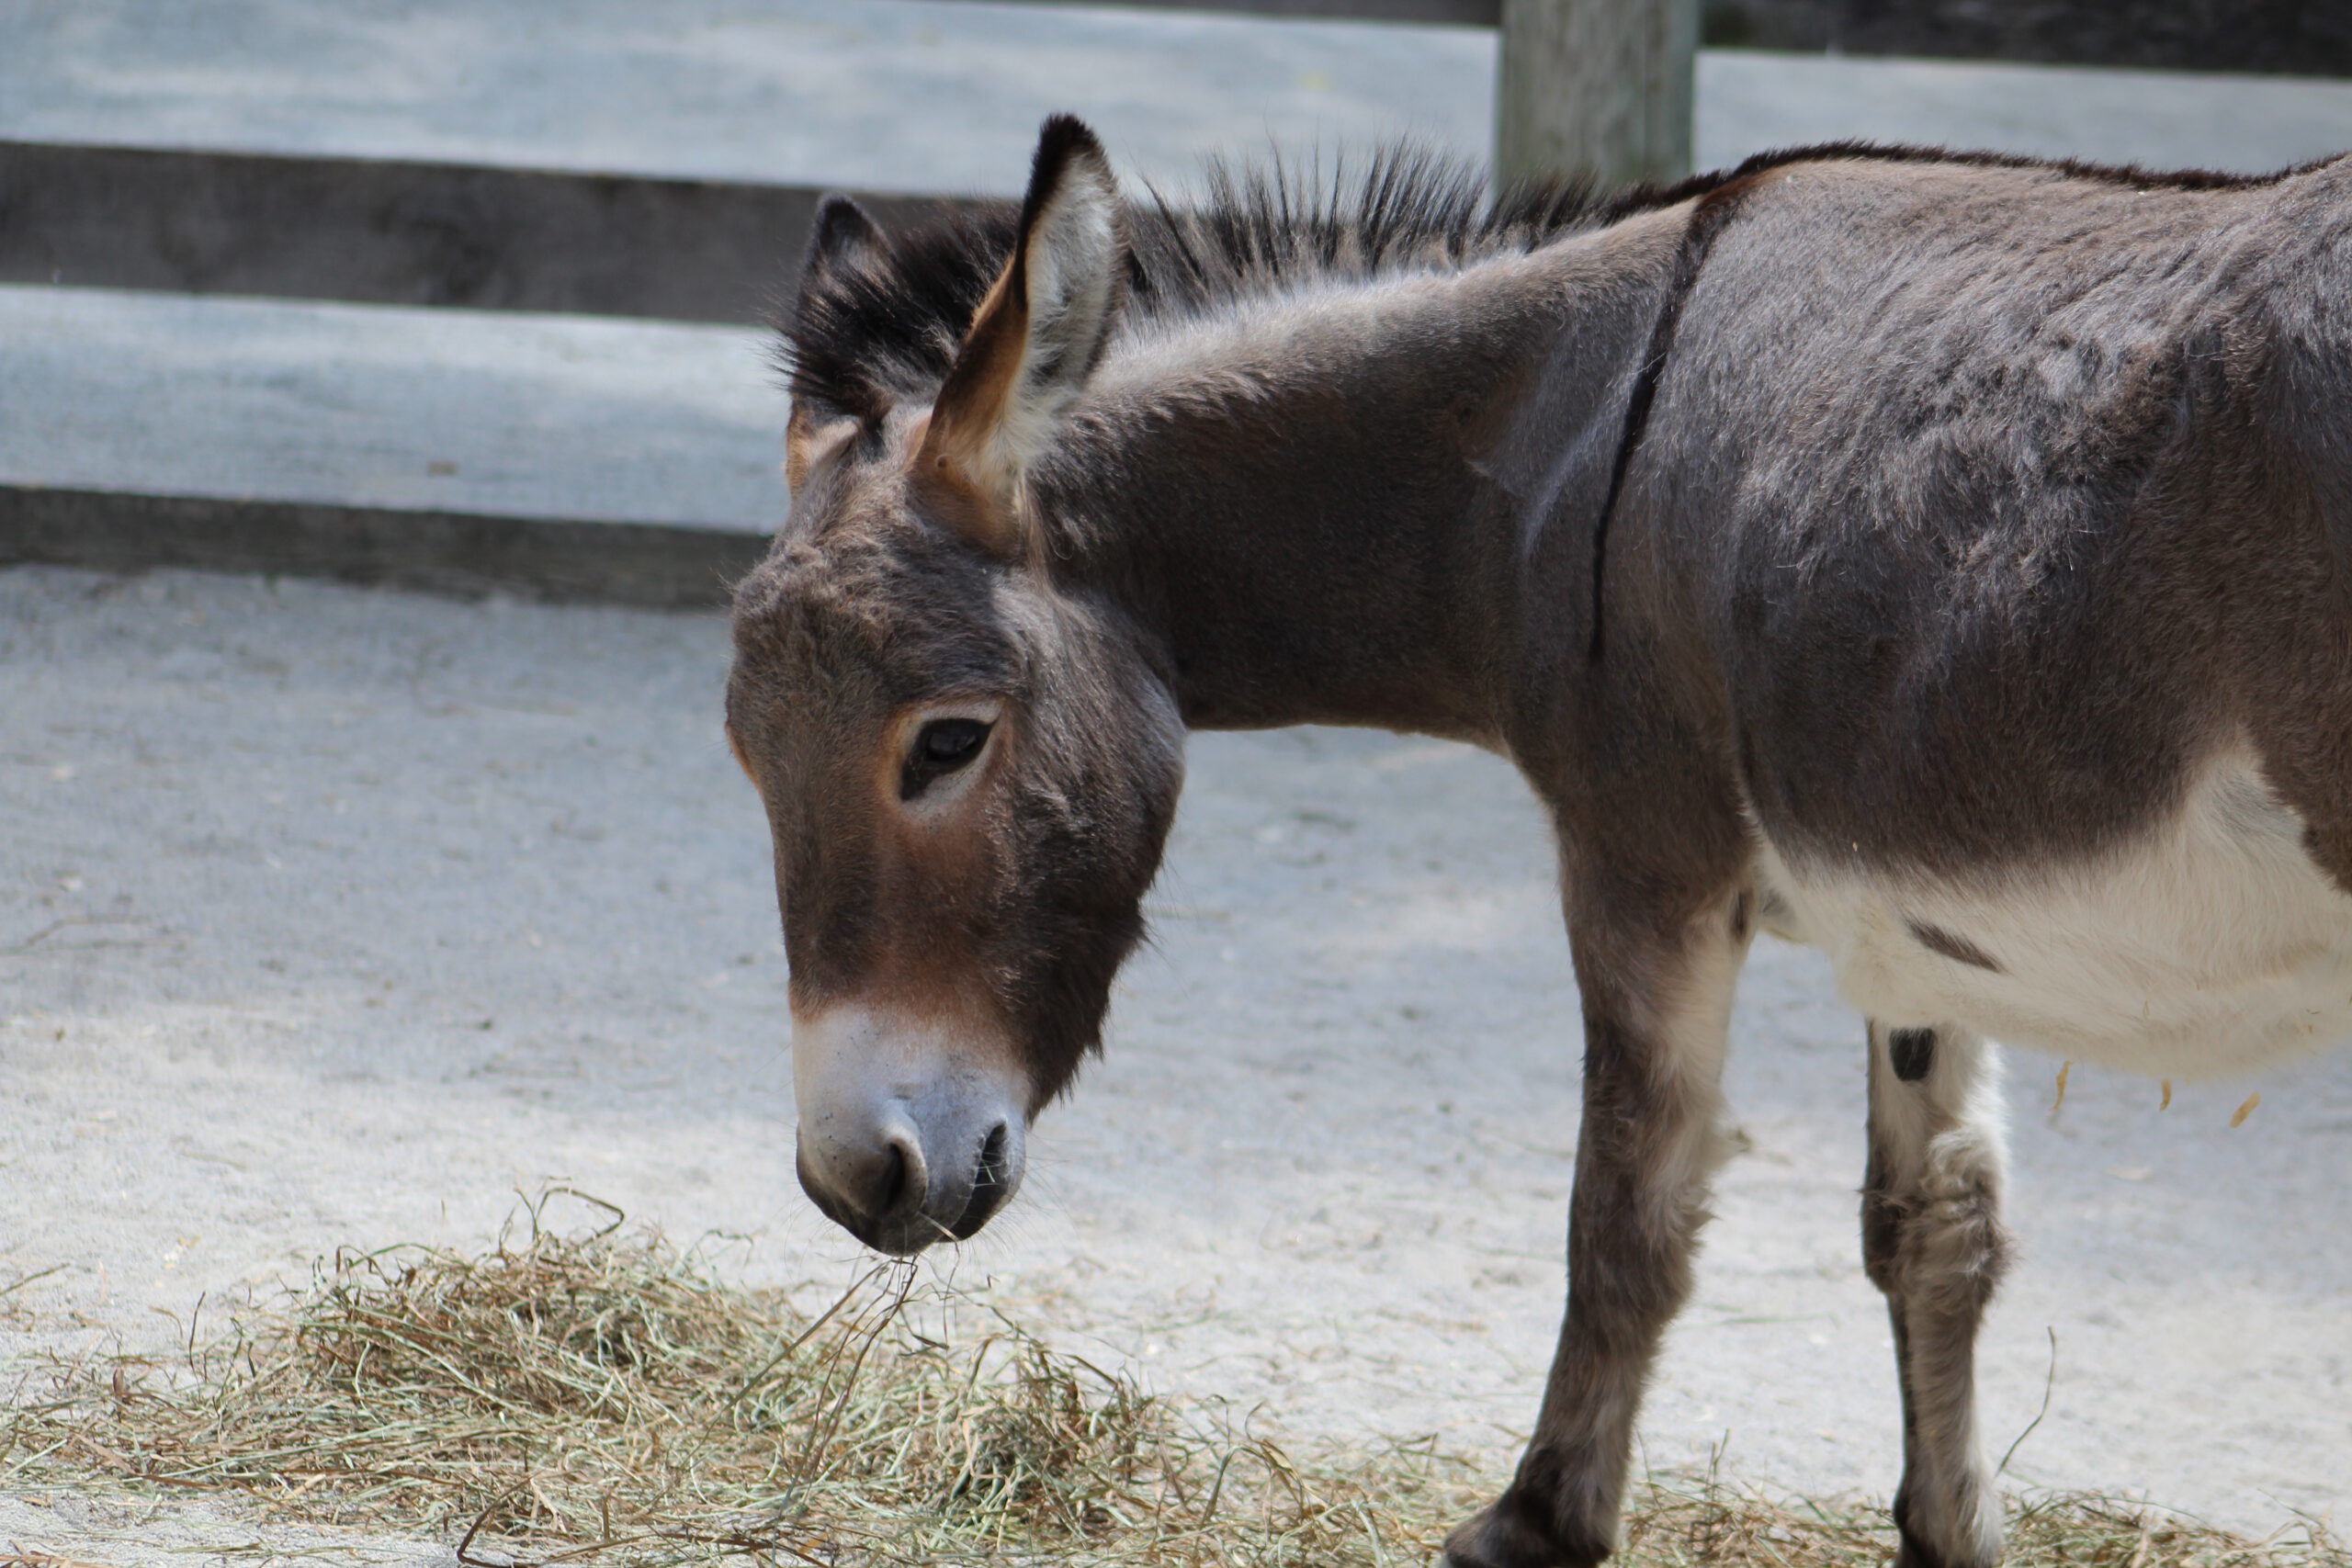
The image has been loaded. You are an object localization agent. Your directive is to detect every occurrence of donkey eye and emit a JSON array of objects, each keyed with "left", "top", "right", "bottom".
[{"left": 901, "top": 718, "right": 992, "bottom": 799}]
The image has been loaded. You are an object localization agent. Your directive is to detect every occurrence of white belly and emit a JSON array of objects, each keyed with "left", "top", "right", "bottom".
[{"left": 1756, "top": 751, "right": 2352, "bottom": 1077}]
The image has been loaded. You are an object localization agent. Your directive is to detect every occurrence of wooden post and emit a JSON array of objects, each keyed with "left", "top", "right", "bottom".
[{"left": 1495, "top": 0, "right": 1697, "bottom": 191}]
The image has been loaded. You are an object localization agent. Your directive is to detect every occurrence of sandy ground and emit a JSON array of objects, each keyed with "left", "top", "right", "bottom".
[{"left": 1, "top": 566, "right": 2346, "bottom": 1562}]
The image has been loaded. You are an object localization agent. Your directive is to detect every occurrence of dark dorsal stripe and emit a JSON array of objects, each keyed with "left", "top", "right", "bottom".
[
  {"left": 1888, "top": 1027, "right": 1938, "bottom": 1083},
  {"left": 1632, "top": 137, "right": 2325, "bottom": 215}
]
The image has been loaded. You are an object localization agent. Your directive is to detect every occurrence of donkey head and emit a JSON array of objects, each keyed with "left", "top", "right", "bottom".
[{"left": 728, "top": 118, "right": 1183, "bottom": 1256}]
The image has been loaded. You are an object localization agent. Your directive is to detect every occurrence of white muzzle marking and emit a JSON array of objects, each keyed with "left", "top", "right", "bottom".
[{"left": 789, "top": 1004, "right": 1029, "bottom": 1255}]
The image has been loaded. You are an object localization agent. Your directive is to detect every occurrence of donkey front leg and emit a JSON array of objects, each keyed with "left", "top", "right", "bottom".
[
  {"left": 1444, "top": 895, "right": 1750, "bottom": 1568},
  {"left": 1863, "top": 1022, "right": 2012, "bottom": 1568}
]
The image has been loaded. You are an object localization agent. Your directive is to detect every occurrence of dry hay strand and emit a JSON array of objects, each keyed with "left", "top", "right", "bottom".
[
  {"left": 1623, "top": 1471, "right": 2345, "bottom": 1568},
  {"left": 0, "top": 1197, "right": 1481, "bottom": 1565},
  {"left": 1, "top": 1197, "right": 2341, "bottom": 1568}
]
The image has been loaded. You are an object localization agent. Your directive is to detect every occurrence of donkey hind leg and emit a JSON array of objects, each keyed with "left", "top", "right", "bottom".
[
  {"left": 1864, "top": 1022, "right": 2012, "bottom": 1568},
  {"left": 1443, "top": 897, "right": 1750, "bottom": 1568}
]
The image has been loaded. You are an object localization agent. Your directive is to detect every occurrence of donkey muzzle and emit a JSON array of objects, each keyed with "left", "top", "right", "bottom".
[{"left": 789, "top": 1007, "right": 1029, "bottom": 1256}]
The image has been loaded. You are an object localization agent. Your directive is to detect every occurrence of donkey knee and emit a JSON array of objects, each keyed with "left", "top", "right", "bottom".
[
  {"left": 1865, "top": 1174, "right": 2010, "bottom": 1319},
  {"left": 1897, "top": 1132, "right": 2012, "bottom": 1318}
]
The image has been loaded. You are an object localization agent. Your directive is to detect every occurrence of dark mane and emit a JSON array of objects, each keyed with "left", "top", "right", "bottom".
[
  {"left": 1127, "top": 148, "right": 1612, "bottom": 316},
  {"left": 780, "top": 137, "right": 2327, "bottom": 425},
  {"left": 780, "top": 147, "right": 1613, "bottom": 424}
]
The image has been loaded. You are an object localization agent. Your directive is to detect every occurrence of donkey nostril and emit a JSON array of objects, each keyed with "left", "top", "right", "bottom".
[
  {"left": 875, "top": 1143, "right": 910, "bottom": 1216},
  {"left": 975, "top": 1122, "right": 1010, "bottom": 1190},
  {"left": 950, "top": 1122, "right": 1017, "bottom": 1241},
  {"left": 872, "top": 1128, "right": 928, "bottom": 1222}
]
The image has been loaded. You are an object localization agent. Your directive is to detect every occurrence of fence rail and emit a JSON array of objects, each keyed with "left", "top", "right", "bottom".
[{"left": 0, "top": 141, "right": 951, "bottom": 326}]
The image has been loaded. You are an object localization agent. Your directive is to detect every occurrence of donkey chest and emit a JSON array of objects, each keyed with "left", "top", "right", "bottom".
[{"left": 1752, "top": 755, "right": 2352, "bottom": 1077}]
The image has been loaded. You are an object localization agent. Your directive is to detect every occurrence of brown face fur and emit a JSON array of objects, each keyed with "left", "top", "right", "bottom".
[
  {"left": 727, "top": 412, "right": 1184, "bottom": 1122},
  {"left": 731, "top": 125, "right": 1183, "bottom": 1225}
]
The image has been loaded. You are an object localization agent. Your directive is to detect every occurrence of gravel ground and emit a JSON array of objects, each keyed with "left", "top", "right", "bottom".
[{"left": 1, "top": 565, "right": 2346, "bottom": 1562}]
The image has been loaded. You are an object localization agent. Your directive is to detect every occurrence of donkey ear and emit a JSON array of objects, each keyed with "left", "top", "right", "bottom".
[
  {"left": 801, "top": 194, "right": 885, "bottom": 291},
  {"left": 917, "top": 115, "right": 1126, "bottom": 558}
]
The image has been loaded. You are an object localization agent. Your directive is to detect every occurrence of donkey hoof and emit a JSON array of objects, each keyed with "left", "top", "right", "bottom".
[
  {"left": 1889, "top": 1488, "right": 2002, "bottom": 1568},
  {"left": 1441, "top": 1494, "right": 1607, "bottom": 1568},
  {"left": 1893, "top": 1528, "right": 2000, "bottom": 1568}
]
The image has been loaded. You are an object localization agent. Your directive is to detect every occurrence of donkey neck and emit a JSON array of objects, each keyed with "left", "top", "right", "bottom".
[{"left": 1038, "top": 216, "right": 1689, "bottom": 745}]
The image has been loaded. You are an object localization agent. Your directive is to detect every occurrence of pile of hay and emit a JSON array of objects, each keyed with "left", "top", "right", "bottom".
[
  {"left": 2, "top": 1197, "right": 1480, "bottom": 1565},
  {"left": 2, "top": 1199, "right": 2341, "bottom": 1568}
]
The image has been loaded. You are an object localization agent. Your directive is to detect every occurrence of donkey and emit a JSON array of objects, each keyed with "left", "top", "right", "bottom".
[{"left": 726, "top": 115, "right": 2352, "bottom": 1568}]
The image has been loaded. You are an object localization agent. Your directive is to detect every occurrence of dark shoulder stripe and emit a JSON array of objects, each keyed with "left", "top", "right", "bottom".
[{"left": 1586, "top": 171, "right": 1767, "bottom": 660}]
